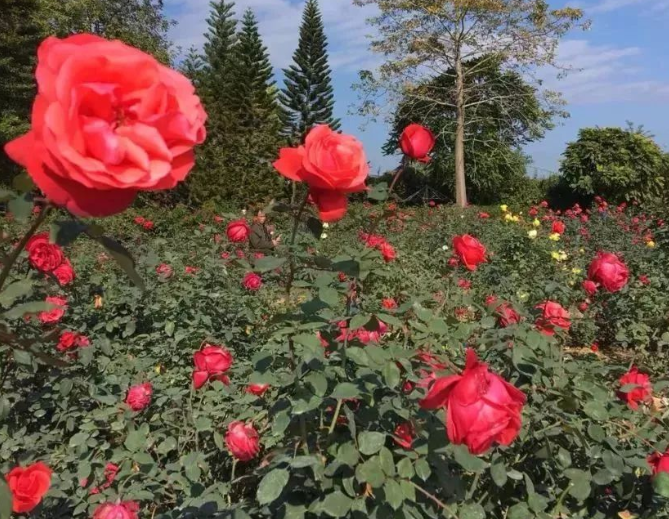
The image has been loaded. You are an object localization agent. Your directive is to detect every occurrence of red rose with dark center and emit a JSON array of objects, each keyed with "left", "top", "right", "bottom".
[{"left": 393, "top": 422, "right": 415, "bottom": 449}]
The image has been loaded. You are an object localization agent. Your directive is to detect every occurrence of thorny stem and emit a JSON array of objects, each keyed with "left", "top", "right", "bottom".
[
  {"left": 0, "top": 205, "right": 52, "bottom": 292},
  {"left": 406, "top": 480, "right": 457, "bottom": 517}
]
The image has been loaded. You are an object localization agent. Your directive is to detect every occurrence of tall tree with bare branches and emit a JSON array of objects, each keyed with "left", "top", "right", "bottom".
[{"left": 353, "top": 0, "right": 585, "bottom": 207}]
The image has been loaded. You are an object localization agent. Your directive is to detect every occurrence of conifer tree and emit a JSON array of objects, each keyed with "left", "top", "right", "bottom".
[
  {"left": 180, "top": 46, "right": 205, "bottom": 90},
  {"left": 280, "top": 0, "right": 340, "bottom": 141}
]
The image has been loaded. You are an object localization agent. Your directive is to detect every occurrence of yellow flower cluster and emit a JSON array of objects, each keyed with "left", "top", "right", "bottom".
[
  {"left": 551, "top": 250, "right": 568, "bottom": 262},
  {"left": 548, "top": 233, "right": 561, "bottom": 241}
]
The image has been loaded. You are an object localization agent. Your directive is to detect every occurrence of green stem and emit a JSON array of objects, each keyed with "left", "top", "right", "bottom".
[
  {"left": 0, "top": 206, "right": 52, "bottom": 292},
  {"left": 327, "top": 399, "right": 343, "bottom": 435},
  {"left": 466, "top": 471, "right": 480, "bottom": 501},
  {"left": 285, "top": 193, "right": 309, "bottom": 295},
  {"left": 407, "top": 480, "right": 457, "bottom": 517}
]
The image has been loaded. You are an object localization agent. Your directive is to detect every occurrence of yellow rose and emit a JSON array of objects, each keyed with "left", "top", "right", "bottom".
[
  {"left": 527, "top": 230, "right": 538, "bottom": 239},
  {"left": 500, "top": 204, "right": 508, "bottom": 212},
  {"left": 551, "top": 251, "right": 560, "bottom": 261},
  {"left": 504, "top": 213, "right": 513, "bottom": 222},
  {"left": 532, "top": 219, "right": 541, "bottom": 228},
  {"left": 647, "top": 240, "right": 656, "bottom": 248},
  {"left": 572, "top": 268, "right": 582, "bottom": 274},
  {"left": 548, "top": 233, "right": 560, "bottom": 241}
]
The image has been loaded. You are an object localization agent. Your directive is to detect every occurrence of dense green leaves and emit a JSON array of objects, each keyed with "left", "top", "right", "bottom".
[{"left": 257, "top": 469, "right": 290, "bottom": 505}]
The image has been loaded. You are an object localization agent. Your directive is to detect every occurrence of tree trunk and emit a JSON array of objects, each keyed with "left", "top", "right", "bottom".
[{"left": 454, "top": 53, "right": 467, "bottom": 208}]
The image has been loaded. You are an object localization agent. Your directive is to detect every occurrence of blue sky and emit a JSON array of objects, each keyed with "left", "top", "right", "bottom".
[{"left": 165, "top": 0, "right": 669, "bottom": 177}]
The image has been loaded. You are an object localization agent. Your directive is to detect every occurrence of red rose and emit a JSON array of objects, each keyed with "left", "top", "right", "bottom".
[
  {"left": 142, "top": 220, "right": 154, "bottom": 231},
  {"left": 452, "top": 235, "right": 487, "bottom": 271},
  {"left": 399, "top": 124, "right": 435, "bottom": 163},
  {"left": 617, "top": 366, "right": 652, "bottom": 410},
  {"left": 185, "top": 266, "right": 198, "bottom": 275},
  {"left": 125, "top": 382, "right": 152, "bottom": 411},
  {"left": 588, "top": 252, "right": 629, "bottom": 292},
  {"left": 246, "top": 383, "right": 270, "bottom": 397},
  {"left": 495, "top": 302, "right": 521, "bottom": 328},
  {"left": 551, "top": 221, "right": 566, "bottom": 234},
  {"left": 227, "top": 219, "right": 250, "bottom": 243},
  {"left": 447, "top": 256, "right": 459, "bottom": 268},
  {"left": 393, "top": 422, "right": 415, "bottom": 449},
  {"left": 156, "top": 263, "right": 173, "bottom": 277},
  {"left": 578, "top": 302, "right": 589, "bottom": 312},
  {"left": 420, "top": 349, "right": 526, "bottom": 455},
  {"left": 6, "top": 462, "right": 52, "bottom": 513},
  {"left": 134, "top": 216, "right": 145, "bottom": 225},
  {"left": 56, "top": 331, "right": 89, "bottom": 352},
  {"left": 485, "top": 295, "right": 497, "bottom": 306},
  {"left": 26, "top": 232, "right": 63, "bottom": 272},
  {"left": 93, "top": 501, "right": 139, "bottom": 519},
  {"left": 273, "top": 125, "right": 369, "bottom": 222},
  {"left": 457, "top": 278, "right": 472, "bottom": 290},
  {"left": 193, "top": 344, "right": 233, "bottom": 389},
  {"left": 4, "top": 35, "right": 206, "bottom": 217},
  {"left": 379, "top": 242, "right": 396, "bottom": 262},
  {"left": 582, "top": 279, "right": 598, "bottom": 296},
  {"left": 590, "top": 343, "right": 599, "bottom": 353},
  {"left": 53, "top": 258, "right": 75, "bottom": 286},
  {"left": 243, "top": 272, "right": 262, "bottom": 291},
  {"left": 534, "top": 301, "right": 570, "bottom": 336},
  {"left": 478, "top": 212, "right": 490, "bottom": 219},
  {"left": 648, "top": 449, "right": 669, "bottom": 476},
  {"left": 235, "top": 249, "right": 246, "bottom": 259},
  {"left": 225, "top": 421, "right": 260, "bottom": 461},
  {"left": 639, "top": 274, "right": 650, "bottom": 286},
  {"left": 382, "top": 297, "right": 398, "bottom": 310},
  {"left": 39, "top": 296, "right": 67, "bottom": 324}
]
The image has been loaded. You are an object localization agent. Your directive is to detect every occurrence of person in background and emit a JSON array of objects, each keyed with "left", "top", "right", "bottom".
[{"left": 249, "top": 209, "right": 281, "bottom": 253}]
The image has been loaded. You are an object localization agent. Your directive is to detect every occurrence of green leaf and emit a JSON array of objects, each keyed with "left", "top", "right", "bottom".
[
  {"left": 50, "top": 220, "right": 87, "bottom": 246},
  {"left": 349, "top": 314, "right": 370, "bottom": 330},
  {"left": 397, "top": 458, "right": 414, "bottom": 478},
  {"left": 459, "top": 503, "right": 486, "bottom": 519},
  {"left": 0, "top": 280, "right": 33, "bottom": 308},
  {"left": 322, "top": 491, "right": 353, "bottom": 517},
  {"left": 368, "top": 182, "right": 389, "bottom": 201},
  {"left": 587, "top": 424, "right": 605, "bottom": 442},
  {"left": 319, "top": 287, "right": 339, "bottom": 306},
  {"left": 490, "top": 463, "right": 508, "bottom": 487},
  {"left": 453, "top": 445, "right": 487, "bottom": 473},
  {"left": 565, "top": 469, "right": 591, "bottom": 501},
  {"left": 415, "top": 458, "right": 431, "bottom": 481},
  {"left": 124, "top": 429, "right": 147, "bottom": 452},
  {"left": 337, "top": 443, "right": 360, "bottom": 466},
  {"left": 291, "top": 456, "right": 322, "bottom": 469},
  {"left": 379, "top": 447, "right": 396, "bottom": 477},
  {"left": 400, "top": 479, "right": 416, "bottom": 502},
  {"left": 359, "top": 432, "right": 386, "bottom": 456},
  {"left": 507, "top": 503, "right": 531, "bottom": 519},
  {"left": 8, "top": 193, "right": 33, "bottom": 221},
  {"left": 0, "top": 188, "right": 15, "bottom": 202},
  {"left": 331, "top": 383, "right": 360, "bottom": 399},
  {"left": 583, "top": 401, "right": 608, "bottom": 421},
  {"left": 0, "top": 478, "right": 12, "bottom": 519},
  {"left": 653, "top": 472, "right": 669, "bottom": 498},
  {"left": 254, "top": 256, "right": 287, "bottom": 272},
  {"left": 306, "top": 373, "right": 328, "bottom": 397},
  {"left": 257, "top": 468, "right": 290, "bottom": 506},
  {"left": 384, "top": 479, "right": 403, "bottom": 510},
  {"left": 12, "top": 172, "right": 35, "bottom": 192},
  {"left": 98, "top": 236, "right": 145, "bottom": 290},
  {"left": 355, "top": 457, "right": 386, "bottom": 487},
  {"left": 3, "top": 301, "right": 54, "bottom": 320},
  {"left": 383, "top": 362, "right": 401, "bottom": 389}
]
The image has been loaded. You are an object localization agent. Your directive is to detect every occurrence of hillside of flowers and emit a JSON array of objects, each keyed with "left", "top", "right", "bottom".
[{"left": 1, "top": 34, "right": 669, "bottom": 519}]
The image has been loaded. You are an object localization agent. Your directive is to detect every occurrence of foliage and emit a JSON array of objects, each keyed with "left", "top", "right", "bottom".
[
  {"left": 559, "top": 126, "right": 669, "bottom": 206},
  {"left": 279, "top": 0, "right": 340, "bottom": 141},
  {"left": 1, "top": 184, "right": 669, "bottom": 519},
  {"left": 385, "top": 57, "right": 557, "bottom": 204}
]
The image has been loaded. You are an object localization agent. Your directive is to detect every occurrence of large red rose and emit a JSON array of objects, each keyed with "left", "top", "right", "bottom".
[
  {"left": 648, "top": 449, "right": 669, "bottom": 476},
  {"left": 273, "top": 125, "right": 369, "bottom": 222},
  {"left": 588, "top": 252, "right": 629, "bottom": 292},
  {"left": 26, "top": 232, "right": 63, "bottom": 272},
  {"left": 420, "top": 349, "right": 526, "bottom": 455},
  {"left": 225, "top": 421, "right": 260, "bottom": 461},
  {"left": 399, "top": 124, "right": 435, "bottom": 163},
  {"left": 125, "top": 382, "right": 152, "bottom": 411},
  {"left": 4, "top": 34, "right": 206, "bottom": 217},
  {"left": 6, "top": 462, "right": 52, "bottom": 513},
  {"left": 193, "top": 344, "right": 233, "bottom": 389},
  {"left": 227, "top": 219, "right": 250, "bottom": 243},
  {"left": 617, "top": 366, "right": 652, "bottom": 410},
  {"left": 452, "top": 235, "right": 487, "bottom": 271},
  {"left": 534, "top": 301, "right": 570, "bottom": 336}
]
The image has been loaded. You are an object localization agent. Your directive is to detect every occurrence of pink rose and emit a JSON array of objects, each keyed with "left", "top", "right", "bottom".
[
  {"left": 125, "top": 382, "right": 152, "bottom": 411},
  {"left": 242, "top": 272, "right": 262, "bottom": 291},
  {"left": 588, "top": 252, "right": 629, "bottom": 292},
  {"left": 92, "top": 501, "right": 139, "bottom": 519}
]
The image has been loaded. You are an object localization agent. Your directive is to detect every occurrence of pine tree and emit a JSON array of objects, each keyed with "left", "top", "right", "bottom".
[
  {"left": 280, "top": 0, "right": 340, "bottom": 141},
  {"left": 180, "top": 46, "right": 205, "bottom": 89},
  {"left": 202, "top": 0, "right": 237, "bottom": 104}
]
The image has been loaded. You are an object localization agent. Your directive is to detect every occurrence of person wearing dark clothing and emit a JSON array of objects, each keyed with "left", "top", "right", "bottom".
[{"left": 249, "top": 210, "right": 280, "bottom": 252}]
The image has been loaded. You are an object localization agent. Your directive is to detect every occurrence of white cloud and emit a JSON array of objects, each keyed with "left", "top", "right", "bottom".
[
  {"left": 544, "top": 39, "right": 669, "bottom": 104},
  {"left": 587, "top": 0, "right": 642, "bottom": 13},
  {"left": 582, "top": 0, "right": 669, "bottom": 14},
  {"left": 165, "top": 0, "right": 379, "bottom": 73}
]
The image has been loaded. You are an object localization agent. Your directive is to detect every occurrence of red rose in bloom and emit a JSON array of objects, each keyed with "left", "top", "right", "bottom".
[
  {"left": 134, "top": 216, "right": 145, "bottom": 225},
  {"left": 227, "top": 219, "right": 250, "bottom": 243},
  {"left": 125, "top": 382, "right": 152, "bottom": 411},
  {"left": 246, "top": 383, "right": 270, "bottom": 397},
  {"left": 452, "top": 235, "right": 487, "bottom": 271},
  {"left": 617, "top": 366, "right": 652, "bottom": 410},
  {"left": 648, "top": 449, "right": 669, "bottom": 476},
  {"left": 39, "top": 296, "right": 67, "bottom": 324},
  {"left": 242, "top": 272, "right": 262, "bottom": 291},
  {"left": 235, "top": 249, "right": 245, "bottom": 259},
  {"left": 6, "top": 462, "right": 52, "bottom": 513},
  {"left": 185, "top": 266, "right": 198, "bottom": 275},
  {"left": 588, "top": 252, "right": 629, "bottom": 292},
  {"left": 578, "top": 302, "right": 588, "bottom": 312},
  {"left": 93, "top": 501, "right": 139, "bottom": 519},
  {"left": 156, "top": 263, "right": 173, "bottom": 277},
  {"left": 193, "top": 344, "right": 233, "bottom": 389},
  {"left": 225, "top": 421, "right": 260, "bottom": 461},
  {"left": 478, "top": 212, "right": 490, "bottom": 219},
  {"left": 273, "top": 125, "right": 369, "bottom": 222},
  {"left": 420, "top": 349, "right": 526, "bottom": 455},
  {"left": 53, "top": 258, "right": 75, "bottom": 286},
  {"left": 56, "top": 331, "right": 89, "bottom": 352},
  {"left": 379, "top": 242, "right": 396, "bottom": 262},
  {"left": 485, "top": 295, "right": 497, "bottom": 306},
  {"left": 494, "top": 303, "right": 521, "bottom": 328},
  {"left": 582, "top": 279, "right": 598, "bottom": 296},
  {"left": 457, "top": 278, "right": 472, "bottom": 290},
  {"left": 528, "top": 207, "right": 538, "bottom": 217},
  {"left": 540, "top": 200, "right": 549, "bottom": 208},
  {"left": 220, "top": 252, "right": 231, "bottom": 260},
  {"left": 399, "top": 124, "right": 435, "bottom": 163},
  {"left": 382, "top": 297, "right": 398, "bottom": 310},
  {"left": 393, "top": 422, "right": 415, "bottom": 449},
  {"left": 253, "top": 252, "right": 265, "bottom": 260},
  {"left": 142, "top": 220, "right": 154, "bottom": 230},
  {"left": 639, "top": 274, "right": 650, "bottom": 286},
  {"left": 26, "top": 232, "right": 63, "bottom": 272},
  {"left": 4, "top": 34, "right": 206, "bottom": 217},
  {"left": 447, "top": 256, "right": 459, "bottom": 268},
  {"left": 534, "top": 301, "right": 570, "bottom": 336},
  {"left": 551, "top": 221, "right": 566, "bottom": 234}
]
